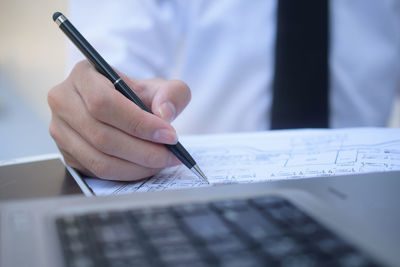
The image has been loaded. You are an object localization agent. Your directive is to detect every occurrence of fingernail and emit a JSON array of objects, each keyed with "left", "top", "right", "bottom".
[
  {"left": 168, "top": 153, "right": 181, "bottom": 167},
  {"left": 158, "top": 102, "right": 176, "bottom": 122},
  {"left": 153, "top": 129, "right": 178, "bottom": 144}
]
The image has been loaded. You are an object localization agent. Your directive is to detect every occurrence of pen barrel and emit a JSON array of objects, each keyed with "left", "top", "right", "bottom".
[
  {"left": 58, "top": 19, "right": 120, "bottom": 83},
  {"left": 166, "top": 142, "right": 196, "bottom": 168},
  {"left": 114, "top": 80, "right": 151, "bottom": 112}
]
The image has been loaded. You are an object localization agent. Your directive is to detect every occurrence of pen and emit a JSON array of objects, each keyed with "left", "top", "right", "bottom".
[{"left": 52, "top": 12, "right": 209, "bottom": 184}]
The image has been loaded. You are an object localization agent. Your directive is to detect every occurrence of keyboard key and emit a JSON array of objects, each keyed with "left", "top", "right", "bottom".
[
  {"left": 182, "top": 212, "right": 232, "bottom": 242},
  {"left": 101, "top": 243, "right": 121, "bottom": 259},
  {"left": 64, "top": 225, "right": 81, "bottom": 238},
  {"left": 133, "top": 210, "right": 177, "bottom": 231},
  {"left": 57, "top": 218, "right": 82, "bottom": 238},
  {"left": 314, "top": 235, "right": 352, "bottom": 255},
  {"left": 173, "top": 203, "right": 211, "bottom": 216},
  {"left": 261, "top": 236, "right": 301, "bottom": 258},
  {"left": 67, "top": 253, "right": 95, "bottom": 267},
  {"left": 280, "top": 253, "right": 320, "bottom": 267},
  {"left": 156, "top": 243, "right": 202, "bottom": 263},
  {"left": 292, "top": 220, "right": 324, "bottom": 237},
  {"left": 105, "top": 257, "right": 152, "bottom": 267},
  {"left": 266, "top": 205, "right": 310, "bottom": 225},
  {"left": 148, "top": 227, "right": 189, "bottom": 246},
  {"left": 101, "top": 241, "right": 144, "bottom": 260},
  {"left": 93, "top": 222, "right": 135, "bottom": 243},
  {"left": 68, "top": 239, "right": 86, "bottom": 253},
  {"left": 206, "top": 236, "right": 247, "bottom": 254},
  {"left": 218, "top": 250, "right": 264, "bottom": 267},
  {"left": 221, "top": 208, "right": 283, "bottom": 240}
]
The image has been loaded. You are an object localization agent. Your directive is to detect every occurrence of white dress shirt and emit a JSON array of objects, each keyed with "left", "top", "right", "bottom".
[{"left": 68, "top": 0, "right": 400, "bottom": 134}]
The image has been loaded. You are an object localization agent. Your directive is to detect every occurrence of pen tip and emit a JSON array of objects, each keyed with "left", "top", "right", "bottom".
[
  {"left": 53, "top": 12, "right": 63, "bottom": 21},
  {"left": 192, "top": 165, "right": 210, "bottom": 184}
]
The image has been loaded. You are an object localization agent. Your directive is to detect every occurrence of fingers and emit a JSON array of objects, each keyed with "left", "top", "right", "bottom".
[
  {"left": 49, "top": 115, "right": 163, "bottom": 181},
  {"left": 151, "top": 80, "right": 191, "bottom": 122},
  {"left": 70, "top": 61, "right": 178, "bottom": 145},
  {"left": 49, "top": 83, "right": 178, "bottom": 169}
]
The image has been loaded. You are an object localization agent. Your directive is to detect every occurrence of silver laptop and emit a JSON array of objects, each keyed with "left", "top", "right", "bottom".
[{"left": 1, "top": 171, "right": 399, "bottom": 267}]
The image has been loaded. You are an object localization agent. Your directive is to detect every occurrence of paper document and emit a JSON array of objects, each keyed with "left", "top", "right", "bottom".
[{"left": 84, "top": 128, "right": 400, "bottom": 195}]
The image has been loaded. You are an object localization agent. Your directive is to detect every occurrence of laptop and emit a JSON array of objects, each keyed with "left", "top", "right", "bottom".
[{"left": 1, "top": 171, "right": 399, "bottom": 267}]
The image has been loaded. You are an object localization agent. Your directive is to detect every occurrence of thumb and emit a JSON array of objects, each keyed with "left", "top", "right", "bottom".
[
  {"left": 115, "top": 70, "right": 191, "bottom": 122},
  {"left": 151, "top": 80, "right": 191, "bottom": 122}
]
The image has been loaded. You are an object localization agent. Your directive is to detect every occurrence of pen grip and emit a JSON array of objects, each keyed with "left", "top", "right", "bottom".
[
  {"left": 114, "top": 80, "right": 151, "bottom": 113},
  {"left": 54, "top": 12, "right": 201, "bottom": 173},
  {"left": 115, "top": 79, "right": 196, "bottom": 169}
]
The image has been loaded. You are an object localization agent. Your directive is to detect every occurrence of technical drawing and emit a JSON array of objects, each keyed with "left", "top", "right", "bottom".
[{"left": 84, "top": 128, "right": 400, "bottom": 195}]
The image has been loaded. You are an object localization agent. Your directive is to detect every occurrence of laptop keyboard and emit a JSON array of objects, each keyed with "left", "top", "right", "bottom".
[{"left": 56, "top": 196, "right": 379, "bottom": 267}]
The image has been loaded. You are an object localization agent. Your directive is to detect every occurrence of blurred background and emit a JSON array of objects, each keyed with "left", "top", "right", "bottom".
[
  {"left": 0, "top": 0, "right": 67, "bottom": 160},
  {"left": 0, "top": 1, "right": 399, "bottom": 161}
]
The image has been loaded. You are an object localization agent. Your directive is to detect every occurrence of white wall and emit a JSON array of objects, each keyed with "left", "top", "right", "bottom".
[{"left": 0, "top": 0, "right": 67, "bottom": 124}]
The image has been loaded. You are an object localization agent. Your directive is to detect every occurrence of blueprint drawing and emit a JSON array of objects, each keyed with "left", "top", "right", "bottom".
[{"left": 84, "top": 128, "right": 400, "bottom": 195}]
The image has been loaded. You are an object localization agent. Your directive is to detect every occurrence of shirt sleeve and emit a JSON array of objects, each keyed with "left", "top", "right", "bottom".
[{"left": 67, "top": 0, "right": 187, "bottom": 79}]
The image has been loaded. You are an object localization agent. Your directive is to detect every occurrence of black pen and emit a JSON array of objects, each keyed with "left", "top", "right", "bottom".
[{"left": 52, "top": 12, "right": 209, "bottom": 183}]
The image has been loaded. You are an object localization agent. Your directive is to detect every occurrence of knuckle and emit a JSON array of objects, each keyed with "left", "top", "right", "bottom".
[
  {"left": 69, "top": 60, "right": 89, "bottom": 81},
  {"left": 47, "top": 86, "right": 62, "bottom": 110},
  {"left": 88, "top": 158, "right": 111, "bottom": 179},
  {"left": 154, "top": 78, "right": 166, "bottom": 84},
  {"left": 49, "top": 120, "right": 60, "bottom": 141},
  {"left": 130, "top": 79, "right": 145, "bottom": 95},
  {"left": 128, "top": 116, "right": 145, "bottom": 137},
  {"left": 90, "top": 128, "right": 110, "bottom": 151},
  {"left": 86, "top": 92, "right": 109, "bottom": 118},
  {"left": 73, "top": 60, "right": 90, "bottom": 73}
]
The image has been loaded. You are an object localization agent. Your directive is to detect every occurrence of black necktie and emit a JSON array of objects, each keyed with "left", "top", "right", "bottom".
[{"left": 271, "top": 0, "right": 329, "bottom": 129}]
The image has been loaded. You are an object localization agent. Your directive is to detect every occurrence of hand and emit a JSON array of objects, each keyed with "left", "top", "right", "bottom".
[{"left": 48, "top": 60, "right": 191, "bottom": 181}]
